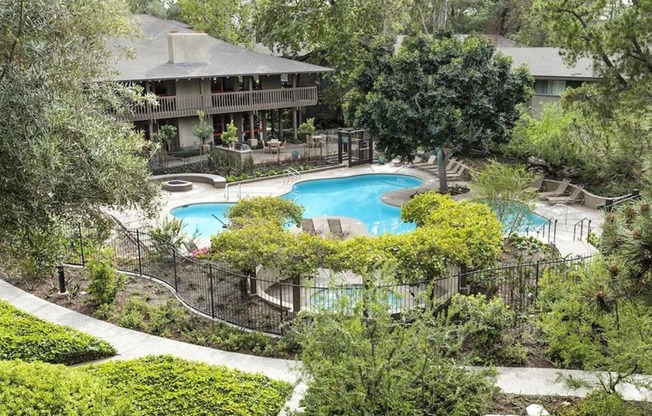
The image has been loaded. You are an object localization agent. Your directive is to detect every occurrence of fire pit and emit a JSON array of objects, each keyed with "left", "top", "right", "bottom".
[{"left": 162, "top": 180, "right": 193, "bottom": 192}]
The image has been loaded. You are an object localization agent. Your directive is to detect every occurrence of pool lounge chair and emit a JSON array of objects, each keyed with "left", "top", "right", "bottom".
[
  {"left": 419, "top": 157, "right": 458, "bottom": 173},
  {"left": 413, "top": 155, "right": 436, "bottom": 166},
  {"left": 301, "top": 218, "right": 323, "bottom": 234},
  {"left": 545, "top": 184, "right": 585, "bottom": 204},
  {"left": 526, "top": 176, "right": 544, "bottom": 193},
  {"left": 538, "top": 178, "right": 571, "bottom": 199},
  {"left": 327, "top": 218, "right": 350, "bottom": 238}
]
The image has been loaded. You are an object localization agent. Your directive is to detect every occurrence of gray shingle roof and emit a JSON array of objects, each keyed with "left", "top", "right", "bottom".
[
  {"left": 111, "top": 15, "right": 333, "bottom": 82},
  {"left": 499, "top": 47, "right": 597, "bottom": 80}
]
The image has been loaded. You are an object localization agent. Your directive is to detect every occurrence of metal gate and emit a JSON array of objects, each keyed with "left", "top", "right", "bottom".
[{"left": 338, "top": 128, "right": 373, "bottom": 166}]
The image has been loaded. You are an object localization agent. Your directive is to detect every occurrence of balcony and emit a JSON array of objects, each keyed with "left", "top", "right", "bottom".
[{"left": 126, "top": 86, "right": 318, "bottom": 121}]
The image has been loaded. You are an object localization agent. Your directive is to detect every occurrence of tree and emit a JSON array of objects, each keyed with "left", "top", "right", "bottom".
[
  {"left": 177, "top": 0, "right": 253, "bottom": 45},
  {"left": 354, "top": 34, "right": 532, "bottom": 192},
  {"left": 470, "top": 161, "right": 538, "bottom": 236},
  {"left": 127, "top": 0, "right": 167, "bottom": 18},
  {"left": 536, "top": 0, "right": 652, "bottom": 111},
  {"left": 601, "top": 200, "right": 652, "bottom": 304},
  {"left": 254, "top": 0, "right": 409, "bottom": 108},
  {"left": 0, "top": 0, "right": 157, "bottom": 273}
]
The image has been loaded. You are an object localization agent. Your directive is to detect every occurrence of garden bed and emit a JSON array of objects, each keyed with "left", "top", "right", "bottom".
[
  {"left": 152, "top": 151, "right": 336, "bottom": 183},
  {"left": 4, "top": 268, "right": 298, "bottom": 359}
]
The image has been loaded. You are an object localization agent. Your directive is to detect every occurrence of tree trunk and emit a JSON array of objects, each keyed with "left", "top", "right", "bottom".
[{"left": 437, "top": 148, "right": 449, "bottom": 194}]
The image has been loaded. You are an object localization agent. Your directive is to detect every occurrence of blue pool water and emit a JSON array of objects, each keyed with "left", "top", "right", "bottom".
[
  {"left": 170, "top": 202, "right": 233, "bottom": 239},
  {"left": 310, "top": 285, "right": 402, "bottom": 312},
  {"left": 170, "top": 174, "right": 422, "bottom": 238},
  {"left": 493, "top": 202, "right": 549, "bottom": 232},
  {"left": 284, "top": 174, "right": 423, "bottom": 235},
  {"left": 169, "top": 174, "right": 548, "bottom": 239}
]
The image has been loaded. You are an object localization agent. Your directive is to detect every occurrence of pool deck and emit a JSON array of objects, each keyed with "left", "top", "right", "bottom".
[{"left": 112, "top": 163, "right": 604, "bottom": 256}]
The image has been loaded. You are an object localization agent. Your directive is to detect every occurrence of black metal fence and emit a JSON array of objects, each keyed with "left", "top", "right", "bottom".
[
  {"left": 461, "top": 254, "right": 594, "bottom": 323},
  {"left": 64, "top": 225, "right": 594, "bottom": 333},
  {"left": 64, "top": 225, "right": 459, "bottom": 335}
]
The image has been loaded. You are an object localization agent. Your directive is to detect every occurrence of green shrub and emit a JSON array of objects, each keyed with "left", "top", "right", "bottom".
[
  {"left": 561, "top": 391, "right": 644, "bottom": 416},
  {"left": 444, "top": 294, "right": 525, "bottom": 364},
  {"left": 537, "top": 260, "right": 652, "bottom": 374},
  {"left": 84, "top": 355, "right": 293, "bottom": 416},
  {"left": 87, "top": 248, "right": 124, "bottom": 306},
  {"left": 0, "top": 360, "right": 132, "bottom": 415},
  {"left": 295, "top": 290, "right": 498, "bottom": 416},
  {"left": 0, "top": 300, "right": 116, "bottom": 364}
]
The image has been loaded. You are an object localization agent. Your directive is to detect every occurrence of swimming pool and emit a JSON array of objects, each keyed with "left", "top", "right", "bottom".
[
  {"left": 491, "top": 202, "right": 549, "bottom": 232},
  {"left": 310, "top": 285, "right": 402, "bottom": 312},
  {"left": 170, "top": 174, "right": 423, "bottom": 238}
]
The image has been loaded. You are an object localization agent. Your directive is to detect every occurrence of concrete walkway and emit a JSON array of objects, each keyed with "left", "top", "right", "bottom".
[{"left": 1, "top": 279, "right": 650, "bottom": 403}]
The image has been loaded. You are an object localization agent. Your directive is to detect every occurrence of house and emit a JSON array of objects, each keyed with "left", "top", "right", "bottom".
[
  {"left": 498, "top": 47, "right": 598, "bottom": 114},
  {"left": 111, "top": 15, "right": 333, "bottom": 150},
  {"left": 255, "top": 33, "right": 598, "bottom": 122}
]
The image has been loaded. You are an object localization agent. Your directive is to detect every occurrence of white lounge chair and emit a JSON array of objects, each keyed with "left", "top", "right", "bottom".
[
  {"left": 539, "top": 178, "right": 571, "bottom": 199},
  {"left": 545, "top": 184, "right": 585, "bottom": 204}
]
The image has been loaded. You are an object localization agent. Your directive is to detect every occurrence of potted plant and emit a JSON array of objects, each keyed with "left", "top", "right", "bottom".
[
  {"left": 153, "top": 124, "right": 178, "bottom": 166},
  {"left": 193, "top": 110, "right": 214, "bottom": 155},
  {"left": 221, "top": 121, "right": 238, "bottom": 151},
  {"left": 298, "top": 118, "right": 317, "bottom": 142}
]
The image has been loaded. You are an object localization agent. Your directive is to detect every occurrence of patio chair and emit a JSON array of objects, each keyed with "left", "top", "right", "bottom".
[
  {"left": 545, "top": 184, "right": 585, "bottom": 204},
  {"left": 327, "top": 218, "right": 349, "bottom": 238},
  {"left": 413, "top": 155, "right": 436, "bottom": 166},
  {"left": 418, "top": 156, "right": 457, "bottom": 173},
  {"left": 301, "top": 218, "right": 324, "bottom": 235},
  {"left": 538, "top": 178, "right": 571, "bottom": 199},
  {"left": 268, "top": 140, "right": 280, "bottom": 154},
  {"left": 526, "top": 176, "right": 544, "bottom": 193}
]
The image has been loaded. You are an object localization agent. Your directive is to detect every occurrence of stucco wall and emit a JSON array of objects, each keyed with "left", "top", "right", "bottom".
[
  {"left": 175, "top": 79, "right": 201, "bottom": 96},
  {"left": 177, "top": 116, "right": 199, "bottom": 148}
]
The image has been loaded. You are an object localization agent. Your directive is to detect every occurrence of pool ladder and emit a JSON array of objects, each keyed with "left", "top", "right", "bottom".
[
  {"left": 284, "top": 168, "right": 300, "bottom": 184},
  {"left": 223, "top": 183, "right": 242, "bottom": 201}
]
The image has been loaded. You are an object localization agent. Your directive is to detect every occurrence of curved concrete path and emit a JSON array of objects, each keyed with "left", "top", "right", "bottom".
[{"left": 1, "top": 279, "right": 650, "bottom": 403}]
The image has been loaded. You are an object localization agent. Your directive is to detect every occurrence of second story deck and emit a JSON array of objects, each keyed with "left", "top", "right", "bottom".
[{"left": 127, "top": 86, "right": 318, "bottom": 121}]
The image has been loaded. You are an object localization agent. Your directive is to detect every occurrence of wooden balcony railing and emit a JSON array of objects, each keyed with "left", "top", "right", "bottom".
[{"left": 126, "top": 86, "right": 318, "bottom": 121}]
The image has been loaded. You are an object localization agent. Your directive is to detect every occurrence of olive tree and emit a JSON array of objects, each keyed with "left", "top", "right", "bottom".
[
  {"left": 0, "top": 0, "right": 157, "bottom": 273},
  {"left": 470, "top": 161, "right": 538, "bottom": 236}
]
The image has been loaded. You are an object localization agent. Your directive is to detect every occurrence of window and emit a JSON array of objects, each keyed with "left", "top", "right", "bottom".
[{"left": 534, "top": 80, "right": 567, "bottom": 96}]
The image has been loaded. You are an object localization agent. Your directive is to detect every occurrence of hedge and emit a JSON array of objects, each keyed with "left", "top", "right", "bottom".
[
  {"left": 0, "top": 360, "right": 132, "bottom": 415},
  {"left": 0, "top": 300, "right": 116, "bottom": 364},
  {"left": 84, "top": 355, "right": 293, "bottom": 416}
]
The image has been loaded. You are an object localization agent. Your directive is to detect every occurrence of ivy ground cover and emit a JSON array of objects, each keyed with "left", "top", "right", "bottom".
[
  {"left": 0, "top": 299, "right": 115, "bottom": 364},
  {"left": 0, "top": 356, "right": 293, "bottom": 416}
]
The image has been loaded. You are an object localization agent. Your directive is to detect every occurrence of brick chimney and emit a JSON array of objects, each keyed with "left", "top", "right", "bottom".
[{"left": 167, "top": 32, "right": 209, "bottom": 64}]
